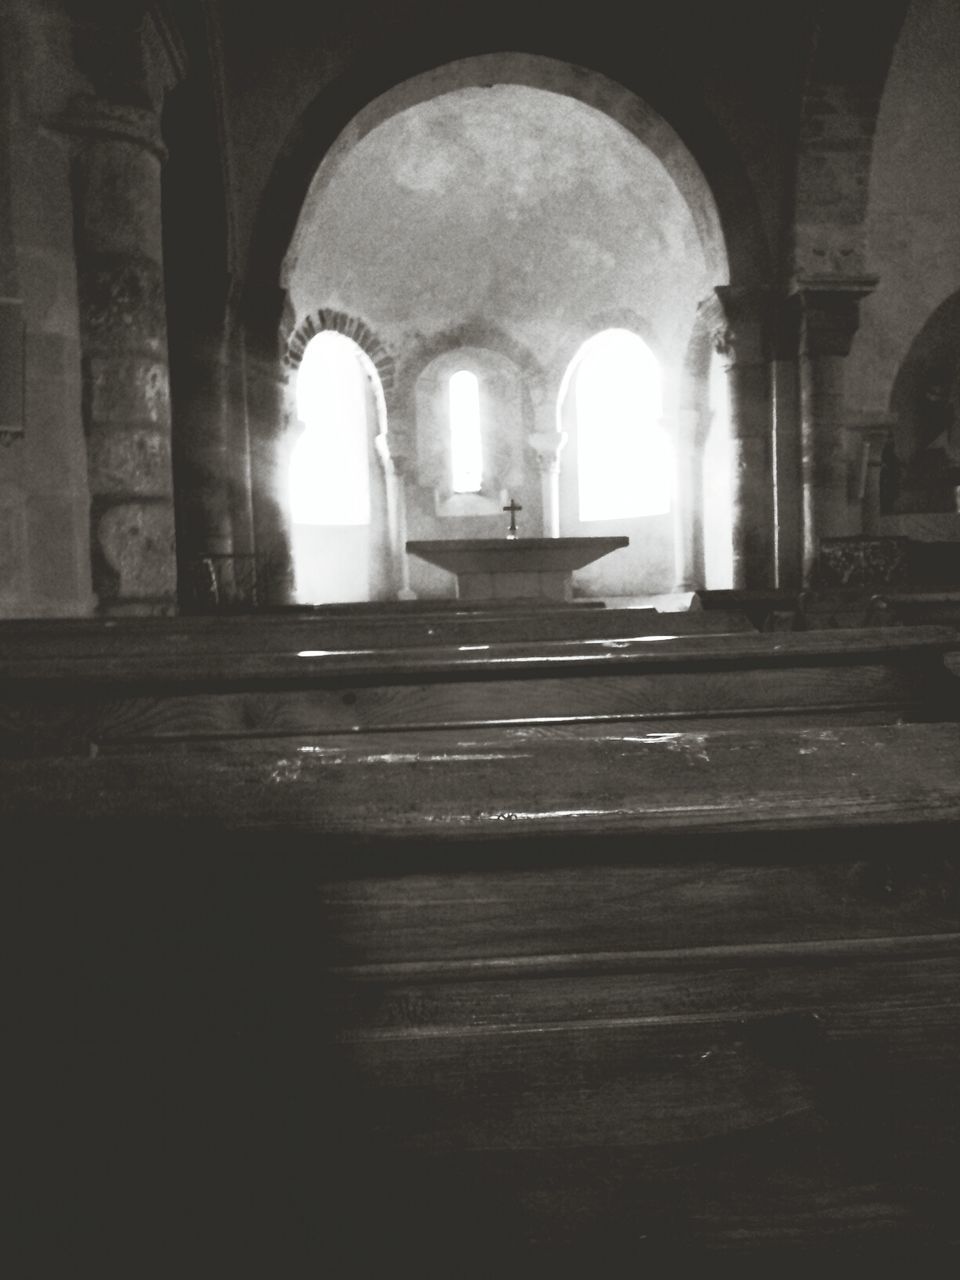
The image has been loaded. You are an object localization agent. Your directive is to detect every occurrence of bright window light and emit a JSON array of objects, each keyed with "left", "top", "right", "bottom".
[
  {"left": 572, "top": 329, "right": 672, "bottom": 522},
  {"left": 290, "top": 331, "right": 371, "bottom": 526},
  {"left": 449, "top": 369, "right": 483, "bottom": 493}
]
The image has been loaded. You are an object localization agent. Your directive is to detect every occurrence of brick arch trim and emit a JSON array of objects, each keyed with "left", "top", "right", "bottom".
[
  {"left": 284, "top": 309, "right": 397, "bottom": 411},
  {"left": 400, "top": 322, "right": 543, "bottom": 386}
]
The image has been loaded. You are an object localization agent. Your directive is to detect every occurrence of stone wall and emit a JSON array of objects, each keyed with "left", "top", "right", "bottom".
[{"left": 0, "top": 1, "right": 93, "bottom": 618}]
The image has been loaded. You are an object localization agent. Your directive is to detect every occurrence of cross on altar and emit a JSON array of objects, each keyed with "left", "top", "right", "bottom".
[{"left": 502, "top": 497, "right": 522, "bottom": 537}]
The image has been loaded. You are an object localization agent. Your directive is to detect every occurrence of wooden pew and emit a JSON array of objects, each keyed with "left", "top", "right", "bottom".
[
  {"left": 3, "top": 623, "right": 960, "bottom": 755},
  {"left": 0, "top": 602, "right": 754, "bottom": 663},
  {"left": 7, "top": 717, "right": 960, "bottom": 1266},
  {"left": 6, "top": 619, "right": 960, "bottom": 1267},
  {"left": 878, "top": 589, "right": 960, "bottom": 627},
  {"left": 694, "top": 587, "right": 901, "bottom": 630}
]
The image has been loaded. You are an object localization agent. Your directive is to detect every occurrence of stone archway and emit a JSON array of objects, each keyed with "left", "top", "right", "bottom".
[
  {"left": 245, "top": 51, "right": 765, "bottom": 601},
  {"left": 243, "top": 49, "right": 772, "bottom": 347}
]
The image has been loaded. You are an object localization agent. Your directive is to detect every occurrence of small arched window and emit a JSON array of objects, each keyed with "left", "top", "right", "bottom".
[
  {"left": 449, "top": 369, "right": 483, "bottom": 493},
  {"left": 565, "top": 329, "right": 672, "bottom": 522},
  {"left": 290, "top": 330, "right": 372, "bottom": 527}
]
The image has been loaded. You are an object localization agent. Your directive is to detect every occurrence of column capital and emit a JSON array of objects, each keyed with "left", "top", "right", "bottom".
[
  {"left": 55, "top": 94, "right": 166, "bottom": 161},
  {"left": 527, "top": 430, "right": 567, "bottom": 474},
  {"left": 794, "top": 275, "right": 878, "bottom": 358},
  {"left": 699, "top": 286, "right": 772, "bottom": 368}
]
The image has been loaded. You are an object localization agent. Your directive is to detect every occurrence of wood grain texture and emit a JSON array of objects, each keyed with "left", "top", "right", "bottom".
[
  {"left": 7, "top": 615, "right": 960, "bottom": 1264},
  {"left": 0, "top": 605, "right": 754, "bottom": 662},
  {"left": 2, "top": 622, "right": 958, "bottom": 685},
  {"left": 10, "top": 659, "right": 926, "bottom": 749},
  {"left": 5, "top": 721, "right": 960, "bottom": 839},
  {"left": 3, "top": 624, "right": 959, "bottom": 756},
  {"left": 318, "top": 857, "right": 960, "bottom": 964}
]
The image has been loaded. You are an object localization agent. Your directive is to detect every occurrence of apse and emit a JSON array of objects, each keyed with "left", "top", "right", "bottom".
[{"left": 283, "top": 74, "right": 720, "bottom": 601}]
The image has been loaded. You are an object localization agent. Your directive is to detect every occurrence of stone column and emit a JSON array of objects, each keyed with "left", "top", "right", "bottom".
[
  {"left": 672, "top": 406, "right": 707, "bottom": 590},
  {"left": 702, "top": 287, "right": 775, "bottom": 589},
  {"left": 0, "top": 30, "right": 23, "bottom": 450},
  {"left": 796, "top": 277, "right": 877, "bottom": 582},
  {"left": 61, "top": 96, "right": 176, "bottom": 615},
  {"left": 528, "top": 431, "right": 567, "bottom": 537},
  {"left": 375, "top": 435, "right": 416, "bottom": 599},
  {"left": 771, "top": 297, "right": 803, "bottom": 589}
]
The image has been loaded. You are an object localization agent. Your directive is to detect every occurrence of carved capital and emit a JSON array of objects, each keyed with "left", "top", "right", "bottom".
[
  {"left": 527, "top": 430, "right": 567, "bottom": 473},
  {"left": 795, "top": 276, "right": 878, "bottom": 359},
  {"left": 699, "top": 287, "right": 772, "bottom": 368}
]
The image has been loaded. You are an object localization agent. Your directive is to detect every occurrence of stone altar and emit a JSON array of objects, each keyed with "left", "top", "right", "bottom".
[{"left": 406, "top": 536, "right": 629, "bottom": 601}]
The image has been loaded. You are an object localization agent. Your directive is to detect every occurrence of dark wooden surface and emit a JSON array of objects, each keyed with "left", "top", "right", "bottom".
[
  {"left": 5, "top": 720, "right": 960, "bottom": 837},
  {"left": 7, "top": 614, "right": 960, "bottom": 1268},
  {"left": 0, "top": 603, "right": 754, "bottom": 665},
  {"left": 3, "top": 623, "right": 959, "bottom": 756}
]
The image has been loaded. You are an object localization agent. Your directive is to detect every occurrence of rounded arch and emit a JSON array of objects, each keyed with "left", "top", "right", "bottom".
[
  {"left": 549, "top": 309, "right": 668, "bottom": 420},
  {"left": 285, "top": 308, "right": 397, "bottom": 417},
  {"left": 397, "top": 321, "right": 543, "bottom": 420},
  {"left": 245, "top": 51, "right": 769, "bottom": 335}
]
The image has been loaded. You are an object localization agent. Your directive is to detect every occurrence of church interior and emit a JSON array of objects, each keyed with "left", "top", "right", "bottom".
[{"left": 4, "top": 0, "right": 960, "bottom": 1270}]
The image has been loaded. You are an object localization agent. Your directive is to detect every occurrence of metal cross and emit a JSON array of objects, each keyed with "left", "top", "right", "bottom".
[{"left": 502, "top": 497, "right": 522, "bottom": 536}]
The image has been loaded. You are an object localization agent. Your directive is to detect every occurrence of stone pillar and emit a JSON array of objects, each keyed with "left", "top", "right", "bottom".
[
  {"left": 61, "top": 97, "right": 176, "bottom": 615},
  {"left": 0, "top": 38, "right": 23, "bottom": 448},
  {"left": 771, "top": 297, "right": 803, "bottom": 589},
  {"left": 528, "top": 431, "right": 567, "bottom": 537},
  {"left": 796, "top": 277, "right": 877, "bottom": 582},
  {"left": 672, "top": 407, "right": 705, "bottom": 590},
  {"left": 702, "top": 287, "right": 775, "bottom": 589},
  {"left": 375, "top": 435, "right": 416, "bottom": 599}
]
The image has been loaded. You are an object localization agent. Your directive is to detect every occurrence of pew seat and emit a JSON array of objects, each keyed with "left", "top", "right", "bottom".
[{"left": 6, "top": 618, "right": 960, "bottom": 1267}]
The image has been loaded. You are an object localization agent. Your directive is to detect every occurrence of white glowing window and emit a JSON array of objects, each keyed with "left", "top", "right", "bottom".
[
  {"left": 449, "top": 369, "right": 483, "bottom": 493},
  {"left": 290, "top": 331, "right": 371, "bottom": 526},
  {"left": 570, "top": 329, "right": 672, "bottom": 522}
]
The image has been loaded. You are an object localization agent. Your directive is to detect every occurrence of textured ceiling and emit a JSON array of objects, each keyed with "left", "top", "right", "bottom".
[{"left": 286, "top": 85, "right": 710, "bottom": 364}]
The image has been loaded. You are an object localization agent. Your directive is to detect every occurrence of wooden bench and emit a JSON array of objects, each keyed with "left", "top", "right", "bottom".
[
  {"left": 0, "top": 602, "right": 754, "bottom": 660},
  {"left": 6, "top": 619, "right": 960, "bottom": 1267},
  {"left": 3, "top": 623, "right": 960, "bottom": 755}
]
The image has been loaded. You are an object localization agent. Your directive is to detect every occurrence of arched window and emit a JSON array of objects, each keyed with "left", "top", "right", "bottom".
[
  {"left": 449, "top": 369, "right": 483, "bottom": 493},
  {"left": 289, "top": 330, "right": 387, "bottom": 604},
  {"left": 565, "top": 329, "right": 672, "bottom": 522},
  {"left": 703, "top": 351, "right": 734, "bottom": 588},
  {"left": 290, "top": 331, "right": 372, "bottom": 527}
]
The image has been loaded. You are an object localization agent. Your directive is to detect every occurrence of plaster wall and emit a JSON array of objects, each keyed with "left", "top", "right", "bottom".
[{"left": 215, "top": 1, "right": 797, "bottom": 292}]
